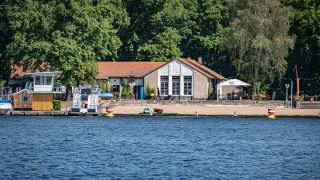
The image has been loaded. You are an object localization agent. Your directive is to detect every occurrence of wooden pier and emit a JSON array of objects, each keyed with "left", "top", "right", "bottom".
[
  {"left": 11, "top": 111, "right": 68, "bottom": 116},
  {"left": 10, "top": 111, "right": 100, "bottom": 116}
]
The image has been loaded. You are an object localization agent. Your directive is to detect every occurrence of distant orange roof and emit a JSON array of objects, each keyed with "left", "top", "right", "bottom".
[
  {"left": 10, "top": 62, "right": 52, "bottom": 78},
  {"left": 11, "top": 59, "right": 225, "bottom": 80},
  {"left": 96, "top": 61, "right": 166, "bottom": 79}
]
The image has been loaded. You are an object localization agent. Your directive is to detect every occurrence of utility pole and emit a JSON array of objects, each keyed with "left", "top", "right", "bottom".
[
  {"left": 294, "top": 65, "right": 300, "bottom": 97},
  {"left": 290, "top": 80, "right": 293, "bottom": 108},
  {"left": 285, "top": 83, "right": 290, "bottom": 107}
]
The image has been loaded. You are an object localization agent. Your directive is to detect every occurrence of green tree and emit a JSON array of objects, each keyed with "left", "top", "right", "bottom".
[
  {"left": 225, "top": 0, "right": 295, "bottom": 94},
  {"left": 99, "top": 81, "right": 106, "bottom": 93},
  {"left": 3, "top": 0, "right": 128, "bottom": 86},
  {"left": 137, "top": 27, "right": 182, "bottom": 61},
  {"left": 282, "top": 0, "right": 320, "bottom": 94},
  {"left": 118, "top": 0, "right": 166, "bottom": 61},
  {"left": 119, "top": 0, "right": 229, "bottom": 66},
  {"left": 0, "top": 2, "right": 12, "bottom": 83},
  {"left": 121, "top": 81, "right": 132, "bottom": 97},
  {"left": 181, "top": 0, "right": 229, "bottom": 66}
]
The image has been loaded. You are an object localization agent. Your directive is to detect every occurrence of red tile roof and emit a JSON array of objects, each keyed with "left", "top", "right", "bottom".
[
  {"left": 10, "top": 63, "right": 52, "bottom": 78},
  {"left": 176, "top": 58, "right": 226, "bottom": 80},
  {"left": 11, "top": 59, "right": 225, "bottom": 81},
  {"left": 96, "top": 61, "right": 166, "bottom": 79}
]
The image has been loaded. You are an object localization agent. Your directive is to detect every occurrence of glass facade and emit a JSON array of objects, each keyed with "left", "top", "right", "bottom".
[
  {"left": 35, "top": 76, "right": 41, "bottom": 85},
  {"left": 45, "top": 76, "right": 52, "bottom": 85},
  {"left": 160, "top": 76, "right": 168, "bottom": 95},
  {"left": 172, "top": 76, "right": 180, "bottom": 95},
  {"left": 184, "top": 76, "right": 192, "bottom": 95}
]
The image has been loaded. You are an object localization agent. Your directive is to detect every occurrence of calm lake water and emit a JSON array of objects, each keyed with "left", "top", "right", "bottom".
[{"left": 0, "top": 116, "right": 320, "bottom": 179}]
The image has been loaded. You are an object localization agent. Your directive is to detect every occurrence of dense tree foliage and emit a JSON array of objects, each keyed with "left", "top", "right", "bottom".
[
  {"left": 0, "top": 0, "right": 318, "bottom": 95},
  {"left": 1, "top": 0, "right": 128, "bottom": 86},
  {"left": 0, "top": 3, "right": 11, "bottom": 83},
  {"left": 119, "top": 0, "right": 228, "bottom": 63},
  {"left": 225, "top": 0, "right": 295, "bottom": 93},
  {"left": 282, "top": 0, "right": 320, "bottom": 94}
]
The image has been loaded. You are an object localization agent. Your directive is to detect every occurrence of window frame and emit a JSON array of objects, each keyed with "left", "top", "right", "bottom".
[
  {"left": 35, "top": 76, "right": 41, "bottom": 85},
  {"left": 45, "top": 76, "right": 53, "bottom": 85},
  {"left": 184, "top": 76, "right": 192, "bottom": 96},
  {"left": 160, "top": 76, "right": 169, "bottom": 96},
  {"left": 172, "top": 76, "right": 180, "bottom": 96}
]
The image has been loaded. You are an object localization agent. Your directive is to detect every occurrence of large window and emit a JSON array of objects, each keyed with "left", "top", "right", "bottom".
[
  {"left": 160, "top": 76, "right": 168, "bottom": 95},
  {"left": 45, "top": 76, "right": 52, "bottom": 85},
  {"left": 184, "top": 76, "right": 192, "bottom": 95},
  {"left": 172, "top": 76, "right": 180, "bottom": 95},
  {"left": 35, "top": 76, "right": 41, "bottom": 85}
]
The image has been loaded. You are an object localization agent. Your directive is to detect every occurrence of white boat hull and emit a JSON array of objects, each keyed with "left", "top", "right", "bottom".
[
  {"left": 0, "top": 109, "right": 11, "bottom": 115},
  {"left": 0, "top": 101, "right": 13, "bottom": 115}
]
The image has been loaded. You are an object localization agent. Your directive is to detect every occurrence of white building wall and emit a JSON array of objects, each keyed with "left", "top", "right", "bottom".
[
  {"left": 180, "top": 76, "right": 184, "bottom": 95},
  {"left": 110, "top": 78, "right": 121, "bottom": 85},
  {"left": 168, "top": 76, "right": 172, "bottom": 95},
  {"left": 134, "top": 79, "right": 143, "bottom": 86},
  {"left": 159, "top": 65, "right": 169, "bottom": 75},
  {"left": 170, "top": 60, "right": 181, "bottom": 75},
  {"left": 181, "top": 64, "right": 193, "bottom": 76},
  {"left": 157, "top": 59, "right": 194, "bottom": 96},
  {"left": 33, "top": 85, "right": 53, "bottom": 92}
]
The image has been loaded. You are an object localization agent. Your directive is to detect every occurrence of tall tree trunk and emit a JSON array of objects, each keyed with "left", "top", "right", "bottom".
[{"left": 132, "top": 42, "right": 139, "bottom": 61}]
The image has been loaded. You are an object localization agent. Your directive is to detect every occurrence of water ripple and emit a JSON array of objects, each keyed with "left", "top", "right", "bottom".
[{"left": 0, "top": 116, "right": 320, "bottom": 179}]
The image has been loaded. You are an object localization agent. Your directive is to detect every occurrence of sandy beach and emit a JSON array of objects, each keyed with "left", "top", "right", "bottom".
[{"left": 111, "top": 104, "right": 320, "bottom": 117}]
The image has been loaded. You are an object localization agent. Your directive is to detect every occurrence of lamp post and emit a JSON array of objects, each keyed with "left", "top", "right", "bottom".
[
  {"left": 290, "top": 80, "right": 293, "bottom": 108},
  {"left": 285, "top": 84, "right": 290, "bottom": 107}
]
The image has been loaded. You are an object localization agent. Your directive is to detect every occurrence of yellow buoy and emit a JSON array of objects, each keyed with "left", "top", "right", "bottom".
[
  {"left": 105, "top": 112, "right": 114, "bottom": 117},
  {"left": 267, "top": 108, "right": 276, "bottom": 119},
  {"left": 267, "top": 114, "right": 276, "bottom": 119},
  {"left": 105, "top": 106, "right": 114, "bottom": 117}
]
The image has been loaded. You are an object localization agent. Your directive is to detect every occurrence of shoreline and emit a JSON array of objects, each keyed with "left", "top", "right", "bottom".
[
  {"left": 5, "top": 103, "right": 320, "bottom": 117},
  {"left": 110, "top": 104, "right": 320, "bottom": 118},
  {"left": 5, "top": 113, "right": 320, "bottom": 118}
]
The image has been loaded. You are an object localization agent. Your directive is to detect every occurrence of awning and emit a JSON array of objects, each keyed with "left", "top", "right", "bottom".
[{"left": 217, "top": 79, "right": 251, "bottom": 87}]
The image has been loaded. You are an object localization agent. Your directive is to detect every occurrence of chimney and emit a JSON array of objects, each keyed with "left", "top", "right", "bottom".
[
  {"left": 187, "top": 57, "right": 192, "bottom": 61},
  {"left": 198, "top": 57, "right": 203, "bottom": 64}
]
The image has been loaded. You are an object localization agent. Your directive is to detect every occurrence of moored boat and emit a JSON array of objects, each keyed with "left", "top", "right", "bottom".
[
  {"left": 0, "top": 100, "right": 13, "bottom": 115},
  {"left": 154, "top": 108, "right": 164, "bottom": 113},
  {"left": 70, "top": 86, "right": 100, "bottom": 115}
]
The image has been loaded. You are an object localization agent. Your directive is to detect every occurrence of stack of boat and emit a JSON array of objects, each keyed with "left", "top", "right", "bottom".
[{"left": 71, "top": 86, "right": 100, "bottom": 114}]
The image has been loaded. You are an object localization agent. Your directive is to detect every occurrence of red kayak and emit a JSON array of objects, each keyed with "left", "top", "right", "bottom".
[{"left": 154, "top": 108, "right": 163, "bottom": 113}]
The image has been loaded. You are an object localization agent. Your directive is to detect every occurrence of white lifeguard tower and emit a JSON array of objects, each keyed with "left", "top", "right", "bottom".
[{"left": 12, "top": 71, "right": 65, "bottom": 111}]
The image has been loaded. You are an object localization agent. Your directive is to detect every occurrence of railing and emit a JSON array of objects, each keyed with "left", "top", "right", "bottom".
[
  {"left": 0, "top": 87, "right": 11, "bottom": 100},
  {"left": 53, "top": 86, "right": 66, "bottom": 93},
  {"left": 25, "top": 82, "right": 34, "bottom": 91},
  {"left": 73, "top": 86, "right": 99, "bottom": 95},
  {"left": 24, "top": 81, "right": 66, "bottom": 93}
]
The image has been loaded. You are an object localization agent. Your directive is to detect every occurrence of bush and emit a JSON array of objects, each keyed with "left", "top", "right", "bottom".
[
  {"left": 99, "top": 81, "right": 106, "bottom": 93},
  {"left": 105, "top": 82, "right": 111, "bottom": 93},
  {"left": 121, "top": 81, "right": 132, "bottom": 97},
  {"left": 208, "top": 84, "right": 213, "bottom": 96},
  {"left": 53, "top": 100, "right": 61, "bottom": 111},
  {"left": 146, "top": 85, "right": 155, "bottom": 98}
]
